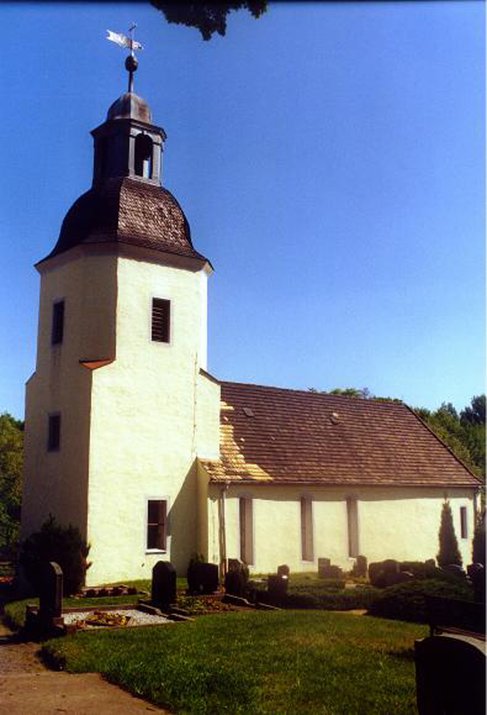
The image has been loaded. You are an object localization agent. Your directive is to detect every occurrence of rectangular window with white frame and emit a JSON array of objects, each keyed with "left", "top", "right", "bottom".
[
  {"left": 239, "top": 497, "right": 253, "bottom": 565},
  {"left": 301, "top": 496, "right": 314, "bottom": 561},
  {"left": 146, "top": 499, "right": 167, "bottom": 551}
]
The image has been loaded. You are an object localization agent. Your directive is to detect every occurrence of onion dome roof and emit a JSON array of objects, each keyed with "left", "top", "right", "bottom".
[
  {"left": 106, "top": 92, "right": 152, "bottom": 123},
  {"left": 44, "top": 177, "right": 208, "bottom": 265}
]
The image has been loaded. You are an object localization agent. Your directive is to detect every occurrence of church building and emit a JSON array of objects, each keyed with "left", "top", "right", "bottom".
[{"left": 21, "top": 54, "right": 480, "bottom": 586}]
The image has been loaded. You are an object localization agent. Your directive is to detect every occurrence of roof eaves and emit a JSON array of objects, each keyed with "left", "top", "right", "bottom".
[{"left": 405, "top": 404, "right": 482, "bottom": 485}]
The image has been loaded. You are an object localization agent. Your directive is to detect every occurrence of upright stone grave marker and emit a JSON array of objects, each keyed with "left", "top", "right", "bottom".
[
  {"left": 415, "top": 634, "right": 485, "bottom": 715},
  {"left": 151, "top": 561, "right": 177, "bottom": 610},
  {"left": 26, "top": 560, "right": 64, "bottom": 636},
  {"left": 39, "top": 561, "right": 63, "bottom": 620}
]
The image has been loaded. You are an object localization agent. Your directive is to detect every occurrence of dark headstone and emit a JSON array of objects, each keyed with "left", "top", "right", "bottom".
[
  {"left": 268, "top": 574, "right": 288, "bottom": 601},
  {"left": 318, "top": 558, "right": 343, "bottom": 579},
  {"left": 328, "top": 565, "right": 343, "bottom": 579},
  {"left": 426, "top": 595, "right": 486, "bottom": 637},
  {"left": 151, "top": 561, "right": 177, "bottom": 609},
  {"left": 39, "top": 561, "right": 63, "bottom": 620},
  {"left": 224, "top": 559, "right": 249, "bottom": 597},
  {"left": 318, "top": 558, "right": 331, "bottom": 577},
  {"left": 415, "top": 634, "right": 485, "bottom": 715},
  {"left": 187, "top": 562, "right": 219, "bottom": 594},
  {"left": 352, "top": 555, "right": 368, "bottom": 578},
  {"left": 369, "top": 559, "right": 400, "bottom": 588}
]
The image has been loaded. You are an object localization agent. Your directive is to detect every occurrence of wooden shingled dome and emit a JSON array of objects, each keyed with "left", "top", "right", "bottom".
[{"left": 45, "top": 177, "right": 208, "bottom": 264}]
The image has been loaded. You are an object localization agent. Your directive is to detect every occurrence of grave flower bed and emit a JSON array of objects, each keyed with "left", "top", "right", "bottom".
[{"left": 175, "top": 594, "right": 238, "bottom": 616}]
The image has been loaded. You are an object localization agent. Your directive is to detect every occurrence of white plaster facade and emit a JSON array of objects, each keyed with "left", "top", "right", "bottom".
[
  {"left": 205, "top": 483, "right": 476, "bottom": 574},
  {"left": 22, "top": 242, "right": 221, "bottom": 586}
]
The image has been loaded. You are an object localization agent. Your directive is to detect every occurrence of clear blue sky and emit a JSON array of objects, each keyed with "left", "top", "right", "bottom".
[{"left": 1, "top": 1, "right": 484, "bottom": 419}]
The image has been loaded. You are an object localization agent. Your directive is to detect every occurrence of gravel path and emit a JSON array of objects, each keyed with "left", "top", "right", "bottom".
[
  {"left": 63, "top": 608, "right": 173, "bottom": 628},
  {"left": 0, "top": 623, "right": 46, "bottom": 673},
  {"left": 0, "top": 618, "right": 169, "bottom": 713}
]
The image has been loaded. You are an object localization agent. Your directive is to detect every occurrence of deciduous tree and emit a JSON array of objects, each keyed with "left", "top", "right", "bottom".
[
  {"left": 0, "top": 413, "right": 23, "bottom": 553},
  {"left": 150, "top": 1, "right": 267, "bottom": 40}
]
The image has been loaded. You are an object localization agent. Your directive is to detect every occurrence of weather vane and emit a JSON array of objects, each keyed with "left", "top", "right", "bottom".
[{"left": 106, "top": 24, "right": 143, "bottom": 93}]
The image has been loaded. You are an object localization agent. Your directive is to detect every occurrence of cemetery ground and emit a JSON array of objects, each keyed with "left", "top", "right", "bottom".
[{"left": 2, "top": 578, "right": 428, "bottom": 715}]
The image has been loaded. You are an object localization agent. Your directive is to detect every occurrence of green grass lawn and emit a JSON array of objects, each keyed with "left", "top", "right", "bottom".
[{"left": 42, "top": 610, "right": 426, "bottom": 714}]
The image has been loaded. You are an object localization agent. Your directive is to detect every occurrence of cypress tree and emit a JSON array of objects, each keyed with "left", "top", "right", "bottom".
[
  {"left": 437, "top": 500, "right": 462, "bottom": 568},
  {"left": 472, "top": 512, "right": 485, "bottom": 566}
]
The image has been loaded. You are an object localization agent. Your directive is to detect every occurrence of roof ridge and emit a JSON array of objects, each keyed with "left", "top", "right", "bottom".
[{"left": 221, "top": 379, "right": 405, "bottom": 407}]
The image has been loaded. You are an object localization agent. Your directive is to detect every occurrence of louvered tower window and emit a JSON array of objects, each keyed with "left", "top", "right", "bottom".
[{"left": 151, "top": 298, "right": 171, "bottom": 343}]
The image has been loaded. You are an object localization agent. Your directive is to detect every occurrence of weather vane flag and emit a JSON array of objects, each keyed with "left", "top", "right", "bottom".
[{"left": 106, "top": 24, "right": 143, "bottom": 93}]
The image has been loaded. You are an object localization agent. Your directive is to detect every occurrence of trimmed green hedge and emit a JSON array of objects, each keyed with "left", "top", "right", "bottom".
[
  {"left": 256, "top": 585, "right": 379, "bottom": 610},
  {"left": 368, "top": 579, "right": 474, "bottom": 624}
]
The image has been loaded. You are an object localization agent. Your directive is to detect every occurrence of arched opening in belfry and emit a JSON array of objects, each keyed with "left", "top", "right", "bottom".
[{"left": 134, "top": 134, "right": 153, "bottom": 178}]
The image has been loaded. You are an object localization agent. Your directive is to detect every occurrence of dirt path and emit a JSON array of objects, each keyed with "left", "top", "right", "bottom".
[{"left": 0, "top": 621, "right": 169, "bottom": 714}]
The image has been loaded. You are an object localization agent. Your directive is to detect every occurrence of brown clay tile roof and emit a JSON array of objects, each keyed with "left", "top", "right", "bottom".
[
  {"left": 41, "top": 177, "right": 208, "bottom": 265},
  {"left": 201, "top": 381, "right": 480, "bottom": 488}
]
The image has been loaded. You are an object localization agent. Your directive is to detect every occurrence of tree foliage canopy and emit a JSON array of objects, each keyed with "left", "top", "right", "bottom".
[
  {"left": 0, "top": 413, "right": 24, "bottom": 553},
  {"left": 150, "top": 1, "right": 267, "bottom": 40},
  {"left": 417, "top": 396, "right": 486, "bottom": 480}
]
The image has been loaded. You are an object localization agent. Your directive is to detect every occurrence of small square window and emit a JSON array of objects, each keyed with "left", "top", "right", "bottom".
[
  {"left": 151, "top": 298, "right": 170, "bottom": 343},
  {"left": 47, "top": 414, "right": 61, "bottom": 451},
  {"left": 51, "top": 301, "right": 64, "bottom": 345},
  {"left": 147, "top": 500, "right": 167, "bottom": 550}
]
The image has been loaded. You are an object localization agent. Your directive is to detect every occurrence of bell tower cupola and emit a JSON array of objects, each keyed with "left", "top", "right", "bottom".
[{"left": 91, "top": 43, "right": 166, "bottom": 187}]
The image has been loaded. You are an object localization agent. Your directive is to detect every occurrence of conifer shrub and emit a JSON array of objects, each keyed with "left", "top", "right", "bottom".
[
  {"left": 19, "top": 515, "right": 91, "bottom": 596},
  {"left": 472, "top": 511, "right": 485, "bottom": 566},
  {"left": 437, "top": 500, "right": 462, "bottom": 568}
]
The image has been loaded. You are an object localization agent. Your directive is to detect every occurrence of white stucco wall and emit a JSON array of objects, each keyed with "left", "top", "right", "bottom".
[
  {"left": 207, "top": 483, "right": 477, "bottom": 574},
  {"left": 23, "top": 245, "right": 220, "bottom": 587},
  {"left": 86, "top": 253, "right": 219, "bottom": 585},
  {"left": 22, "top": 249, "right": 117, "bottom": 540}
]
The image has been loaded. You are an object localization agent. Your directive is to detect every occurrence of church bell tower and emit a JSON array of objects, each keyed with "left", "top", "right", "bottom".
[{"left": 21, "top": 38, "right": 219, "bottom": 585}]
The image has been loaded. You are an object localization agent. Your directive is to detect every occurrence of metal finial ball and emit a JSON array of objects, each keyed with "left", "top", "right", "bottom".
[{"left": 125, "top": 55, "right": 138, "bottom": 73}]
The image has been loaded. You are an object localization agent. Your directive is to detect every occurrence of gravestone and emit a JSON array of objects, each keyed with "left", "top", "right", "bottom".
[
  {"left": 39, "top": 561, "right": 63, "bottom": 620},
  {"left": 318, "top": 558, "right": 343, "bottom": 579},
  {"left": 25, "top": 560, "right": 64, "bottom": 637},
  {"left": 268, "top": 573, "right": 288, "bottom": 601},
  {"left": 352, "top": 555, "right": 367, "bottom": 578},
  {"left": 415, "top": 634, "right": 486, "bottom": 715},
  {"left": 224, "top": 559, "right": 248, "bottom": 597},
  {"left": 151, "top": 561, "right": 177, "bottom": 610},
  {"left": 369, "top": 559, "right": 401, "bottom": 587},
  {"left": 187, "top": 562, "right": 219, "bottom": 594},
  {"left": 318, "top": 558, "right": 331, "bottom": 577}
]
